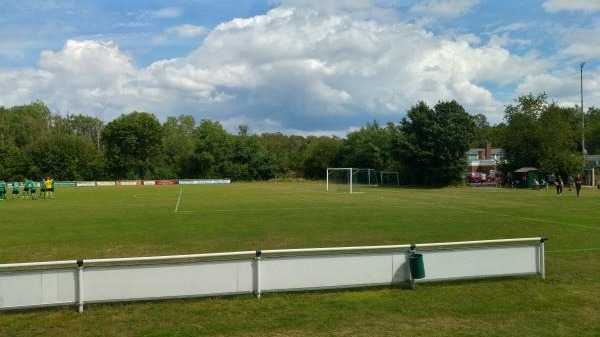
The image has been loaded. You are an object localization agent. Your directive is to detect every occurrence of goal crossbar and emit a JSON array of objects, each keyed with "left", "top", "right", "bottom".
[
  {"left": 326, "top": 167, "right": 358, "bottom": 193},
  {"left": 379, "top": 171, "right": 400, "bottom": 186}
]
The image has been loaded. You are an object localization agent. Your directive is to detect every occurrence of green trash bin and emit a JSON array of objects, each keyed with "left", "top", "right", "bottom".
[{"left": 409, "top": 252, "right": 425, "bottom": 279}]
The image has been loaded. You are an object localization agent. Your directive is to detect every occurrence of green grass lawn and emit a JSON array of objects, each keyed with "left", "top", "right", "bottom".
[{"left": 1, "top": 181, "right": 599, "bottom": 336}]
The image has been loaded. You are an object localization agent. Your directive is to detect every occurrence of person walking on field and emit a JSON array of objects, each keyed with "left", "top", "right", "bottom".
[
  {"left": 575, "top": 174, "right": 583, "bottom": 197},
  {"left": 555, "top": 175, "right": 564, "bottom": 195}
]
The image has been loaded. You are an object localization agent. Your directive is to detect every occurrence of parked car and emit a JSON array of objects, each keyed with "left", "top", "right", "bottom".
[{"left": 467, "top": 172, "right": 487, "bottom": 183}]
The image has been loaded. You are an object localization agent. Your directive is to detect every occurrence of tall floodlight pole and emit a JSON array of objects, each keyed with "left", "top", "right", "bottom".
[{"left": 580, "top": 61, "right": 586, "bottom": 157}]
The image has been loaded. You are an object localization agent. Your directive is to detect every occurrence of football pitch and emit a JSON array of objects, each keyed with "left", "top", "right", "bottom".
[{"left": 1, "top": 181, "right": 599, "bottom": 336}]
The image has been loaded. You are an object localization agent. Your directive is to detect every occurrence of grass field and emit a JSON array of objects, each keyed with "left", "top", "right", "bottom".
[{"left": 1, "top": 181, "right": 599, "bottom": 336}]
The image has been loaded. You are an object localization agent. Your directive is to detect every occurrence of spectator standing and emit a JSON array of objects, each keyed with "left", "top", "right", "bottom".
[
  {"left": 575, "top": 174, "right": 583, "bottom": 197},
  {"left": 555, "top": 175, "right": 564, "bottom": 196}
]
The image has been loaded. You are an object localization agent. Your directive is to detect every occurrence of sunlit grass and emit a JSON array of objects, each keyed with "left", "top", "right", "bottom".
[{"left": 0, "top": 181, "right": 599, "bottom": 336}]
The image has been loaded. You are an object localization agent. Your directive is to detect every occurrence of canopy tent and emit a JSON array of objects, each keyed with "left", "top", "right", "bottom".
[{"left": 513, "top": 167, "right": 540, "bottom": 188}]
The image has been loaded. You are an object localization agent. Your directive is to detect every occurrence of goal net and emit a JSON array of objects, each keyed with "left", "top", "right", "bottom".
[
  {"left": 379, "top": 171, "right": 400, "bottom": 187},
  {"left": 354, "top": 169, "right": 379, "bottom": 187},
  {"left": 326, "top": 168, "right": 379, "bottom": 193}
]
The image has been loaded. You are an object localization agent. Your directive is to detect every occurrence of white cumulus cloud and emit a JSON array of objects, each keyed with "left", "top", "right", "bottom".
[
  {"left": 410, "top": 0, "right": 480, "bottom": 18},
  {"left": 166, "top": 24, "right": 207, "bottom": 38},
  {"left": 543, "top": 0, "right": 600, "bottom": 12},
  {"left": 153, "top": 7, "right": 183, "bottom": 19},
  {"left": 2, "top": 2, "right": 597, "bottom": 134}
]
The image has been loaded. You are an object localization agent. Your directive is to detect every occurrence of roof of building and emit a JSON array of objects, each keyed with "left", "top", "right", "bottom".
[{"left": 514, "top": 167, "right": 538, "bottom": 173}]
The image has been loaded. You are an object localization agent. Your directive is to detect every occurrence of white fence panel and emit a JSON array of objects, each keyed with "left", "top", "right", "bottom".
[
  {"left": 0, "top": 237, "right": 546, "bottom": 311},
  {"left": 0, "top": 269, "right": 76, "bottom": 309},
  {"left": 260, "top": 253, "right": 409, "bottom": 292},
  {"left": 83, "top": 260, "right": 254, "bottom": 303},
  {"left": 418, "top": 246, "right": 539, "bottom": 282}
]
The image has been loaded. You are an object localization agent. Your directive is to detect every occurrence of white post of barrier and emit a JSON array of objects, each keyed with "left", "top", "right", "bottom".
[
  {"left": 255, "top": 250, "right": 262, "bottom": 298},
  {"left": 540, "top": 237, "right": 547, "bottom": 280},
  {"left": 77, "top": 260, "right": 84, "bottom": 313},
  {"left": 408, "top": 247, "right": 415, "bottom": 290},
  {"left": 0, "top": 237, "right": 546, "bottom": 312}
]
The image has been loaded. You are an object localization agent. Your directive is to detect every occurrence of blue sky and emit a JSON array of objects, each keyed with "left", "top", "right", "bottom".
[{"left": 1, "top": 0, "right": 599, "bottom": 135}]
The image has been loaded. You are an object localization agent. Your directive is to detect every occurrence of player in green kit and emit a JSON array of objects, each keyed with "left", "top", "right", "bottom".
[
  {"left": 12, "top": 180, "right": 20, "bottom": 199},
  {"left": 22, "top": 178, "right": 30, "bottom": 199},
  {"left": 40, "top": 179, "right": 46, "bottom": 199},
  {"left": 30, "top": 179, "right": 37, "bottom": 200},
  {"left": 0, "top": 181, "right": 6, "bottom": 200}
]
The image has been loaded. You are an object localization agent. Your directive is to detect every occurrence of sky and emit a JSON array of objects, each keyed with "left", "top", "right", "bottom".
[{"left": 1, "top": 0, "right": 599, "bottom": 136}]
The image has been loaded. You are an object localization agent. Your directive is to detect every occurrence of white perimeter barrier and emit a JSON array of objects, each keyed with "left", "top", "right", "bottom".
[{"left": 0, "top": 237, "right": 546, "bottom": 312}]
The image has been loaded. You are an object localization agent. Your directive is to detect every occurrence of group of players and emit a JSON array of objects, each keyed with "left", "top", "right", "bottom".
[{"left": 0, "top": 178, "right": 54, "bottom": 200}]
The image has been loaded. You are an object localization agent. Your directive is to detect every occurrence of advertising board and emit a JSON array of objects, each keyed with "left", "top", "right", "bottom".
[{"left": 178, "top": 179, "right": 231, "bottom": 185}]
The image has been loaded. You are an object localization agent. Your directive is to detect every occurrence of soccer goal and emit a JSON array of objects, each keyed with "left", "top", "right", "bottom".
[
  {"left": 326, "top": 168, "right": 379, "bottom": 193},
  {"left": 327, "top": 168, "right": 353, "bottom": 193},
  {"left": 354, "top": 168, "right": 379, "bottom": 187},
  {"left": 379, "top": 171, "right": 400, "bottom": 187}
]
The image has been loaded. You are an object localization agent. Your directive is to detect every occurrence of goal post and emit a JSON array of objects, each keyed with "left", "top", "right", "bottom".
[
  {"left": 353, "top": 168, "right": 379, "bottom": 187},
  {"left": 379, "top": 171, "right": 400, "bottom": 187},
  {"left": 327, "top": 168, "right": 357, "bottom": 193},
  {"left": 327, "top": 168, "right": 381, "bottom": 193}
]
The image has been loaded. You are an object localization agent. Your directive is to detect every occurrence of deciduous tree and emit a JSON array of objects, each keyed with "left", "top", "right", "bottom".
[
  {"left": 102, "top": 111, "right": 162, "bottom": 179},
  {"left": 502, "top": 93, "right": 582, "bottom": 176},
  {"left": 395, "top": 100, "right": 476, "bottom": 185}
]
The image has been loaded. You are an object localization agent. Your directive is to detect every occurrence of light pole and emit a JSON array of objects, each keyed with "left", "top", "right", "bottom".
[{"left": 580, "top": 61, "right": 586, "bottom": 156}]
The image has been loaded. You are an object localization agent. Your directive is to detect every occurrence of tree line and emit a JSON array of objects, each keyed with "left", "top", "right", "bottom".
[{"left": 0, "top": 94, "right": 596, "bottom": 185}]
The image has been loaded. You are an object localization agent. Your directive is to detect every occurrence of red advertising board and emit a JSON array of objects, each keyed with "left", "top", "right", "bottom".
[{"left": 155, "top": 180, "right": 177, "bottom": 185}]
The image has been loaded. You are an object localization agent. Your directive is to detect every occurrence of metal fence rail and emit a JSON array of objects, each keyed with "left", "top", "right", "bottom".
[{"left": 0, "top": 237, "right": 546, "bottom": 312}]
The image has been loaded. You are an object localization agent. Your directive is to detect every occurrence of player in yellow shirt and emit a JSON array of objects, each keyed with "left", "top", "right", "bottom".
[{"left": 45, "top": 177, "right": 54, "bottom": 199}]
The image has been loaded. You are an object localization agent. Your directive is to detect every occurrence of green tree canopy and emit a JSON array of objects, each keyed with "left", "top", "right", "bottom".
[
  {"left": 502, "top": 93, "right": 582, "bottom": 176},
  {"left": 190, "top": 119, "right": 233, "bottom": 178},
  {"left": 24, "top": 133, "right": 105, "bottom": 180},
  {"left": 64, "top": 114, "right": 104, "bottom": 148},
  {"left": 102, "top": 111, "right": 162, "bottom": 179},
  {"left": 585, "top": 107, "right": 600, "bottom": 155},
  {"left": 161, "top": 115, "right": 196, "bottom": 178},
  {"left": 259, "top": 133, "right": 308, "bottom": 178},
  {"left": 395, "top": 100, "right": 476, "bottom": 186},
  {"left": 341, "top": 120, "right": 396, "bottom": 171},
  {"left": 302, "top": 136, "right": 343, "bottom": 179},
  {"left": 503, "top": 93, "right": 547, "bottom": 169},
  {"left": 226, "top": 132, "right": 277, "bottom": 180},
  {"left": 537, "top": 104, "right": 581, "bottom": 175}
]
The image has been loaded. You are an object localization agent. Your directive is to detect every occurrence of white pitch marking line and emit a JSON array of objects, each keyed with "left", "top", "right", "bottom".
[{"left": 175, "top": 187, "right": 183, "bottom": 212}]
